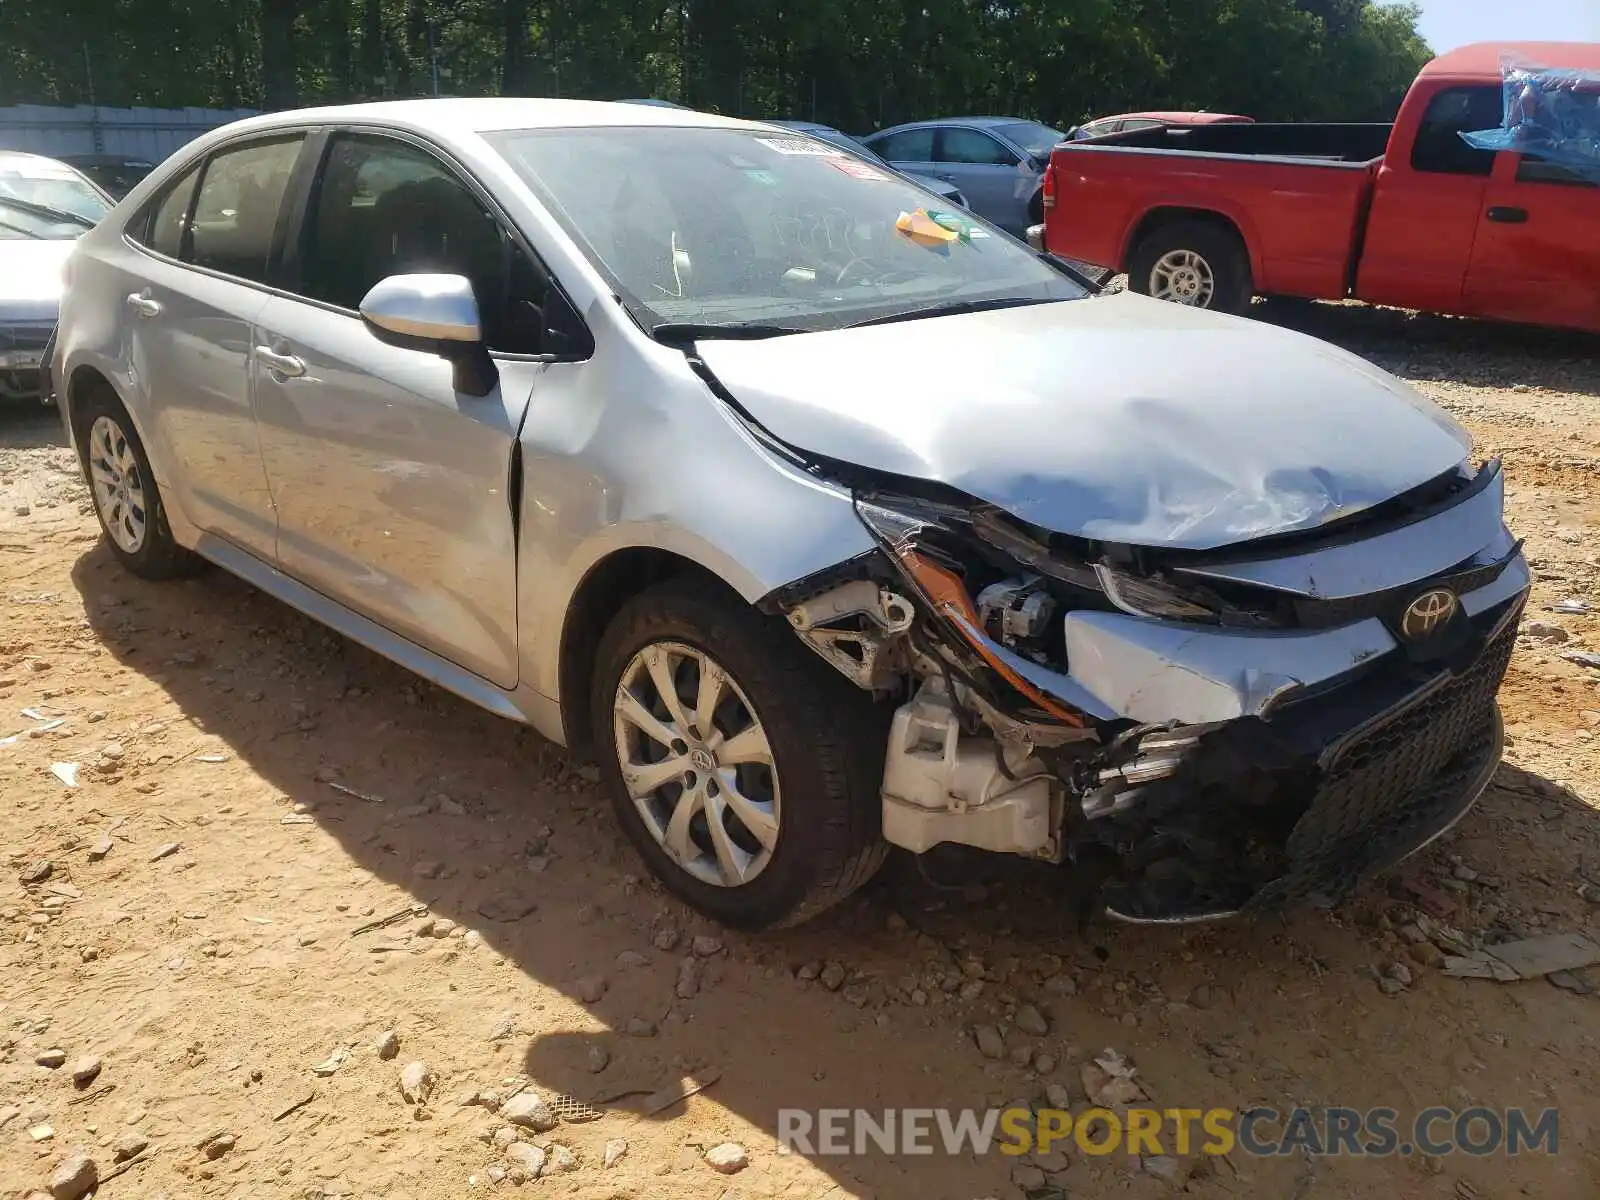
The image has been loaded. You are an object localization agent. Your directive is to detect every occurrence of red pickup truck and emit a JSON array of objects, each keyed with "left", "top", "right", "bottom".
[{"left": 1034, "top": 41, "right": 1600, "bottom": 333}]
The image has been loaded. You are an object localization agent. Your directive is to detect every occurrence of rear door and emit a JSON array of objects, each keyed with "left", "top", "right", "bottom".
[
  {"left": 1462, "top": 148, "right": 1600, "bottom": 331},
  {"left": 249, "top": 130, "right": 558, "bottom": 689},
  {"left": 933, "top": 127, "right": 1027, "bottom": 232},
  {"left": 1356, "top": 83, "right": 1503, "bottom": 315},
  {"left": 122, "top": 134, "right": 307, "bottom": 560}
]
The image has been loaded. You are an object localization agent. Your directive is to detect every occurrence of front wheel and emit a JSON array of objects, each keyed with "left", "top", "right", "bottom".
[
  {"left": 1128, "top": 220, "right": 1253, "bottom": 315},
  {"left": 591, "top": 578, "right": 889, "bottom": 929}
]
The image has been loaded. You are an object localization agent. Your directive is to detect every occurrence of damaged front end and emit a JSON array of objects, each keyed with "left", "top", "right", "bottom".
[{"left": 767, "top": 463, "right": 1528, "bottom": 924}]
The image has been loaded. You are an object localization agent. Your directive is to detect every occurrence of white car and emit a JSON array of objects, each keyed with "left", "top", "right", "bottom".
[
  {"left": 52, "top": 99, "right": 1527, "bottom": 929},
  {"left": 0, "top": 151, "right": 113, "bottom": 403}
]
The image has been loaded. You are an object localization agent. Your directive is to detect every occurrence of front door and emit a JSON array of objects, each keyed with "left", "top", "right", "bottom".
[
  {"left": 1463, "top": 149, "right": 1600, "bottom": 331},
  {"left": 1357, "top": 84, "right": 1503, "bottom": 316},
  {"left": 250, "top": 132, "right": 549, "bottom": 688},
  {"left": 123, "top": 136, "right": 306, "bottom": 559},
  {"left": 933, "top": 127, "right": 1030, "bottom": 233}
]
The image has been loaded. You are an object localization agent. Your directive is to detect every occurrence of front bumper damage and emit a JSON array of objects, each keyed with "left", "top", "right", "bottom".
[{"left": 770, "top": 459, "right": 1529, "bottom": 924}]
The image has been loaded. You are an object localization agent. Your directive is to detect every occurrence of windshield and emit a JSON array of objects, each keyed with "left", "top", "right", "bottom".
[
  {"left": 994, "top": 121, "right": 1066, "bottom": 158},
  {"left": 797, "top": 126, "right": 887, "bottom": 165},
  {"left": 488, "top": 125, "right": 1083, "bottom": 333},
  {"left": 0, "top": 161, "right": 110, "bottom": 239}
]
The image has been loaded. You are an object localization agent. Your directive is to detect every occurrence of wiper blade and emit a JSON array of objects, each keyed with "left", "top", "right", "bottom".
[
  {"left": 847, "top": 295, "right": 1053, "bottom": 329},
  {"left": 0, "top": 195, "right": 97, "bottom": 229},
  {"left": 650, "top": 322, "right": 809, "bottom": 344}
]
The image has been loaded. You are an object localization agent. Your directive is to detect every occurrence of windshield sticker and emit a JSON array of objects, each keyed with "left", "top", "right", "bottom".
[
  {"left": 926, "top": 208, "right": 990, "bottom": 239},
  {"left": 756, "top": 136, "right": 846, "bottom": 157},
  {"left": 829, "top": 158, "right": 891, "bottom": 182}
]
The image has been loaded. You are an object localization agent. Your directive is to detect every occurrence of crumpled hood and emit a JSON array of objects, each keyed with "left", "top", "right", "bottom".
[
  {"left": 696, "top": 292, "right": 1473, "bottom": 551},
  {"left": 0, "top": 240, "right": 71, "bottom": 321}
]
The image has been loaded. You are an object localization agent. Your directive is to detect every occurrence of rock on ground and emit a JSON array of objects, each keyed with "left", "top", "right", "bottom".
[
  {"left": 505, "top": 1142, "right": 547, "bottom": 1175},
  {"left": 974, "top": 1024, "right": 1006, "bottom": 1060},
  {"left": 501, "top": 1091, "right": 557, "bottom": 1131},
  {"left": 398, "top": 1061, "right": 435, "bottom": 1105},
  {"left": 705, "top": 1142, "right": 749, "bottom": 1174},
  {"left": 48, "top": 1153, "right": 97, "bottom": 1200}
]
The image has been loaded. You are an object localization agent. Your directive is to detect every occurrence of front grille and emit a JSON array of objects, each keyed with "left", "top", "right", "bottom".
[{"left": 1245, "top": 602, "right": 1519, "bottom": 909}]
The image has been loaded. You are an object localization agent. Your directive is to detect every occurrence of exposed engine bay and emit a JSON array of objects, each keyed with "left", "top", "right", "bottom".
[{"left": 767, "top": 464, "right": 1529, "bottom": 924}]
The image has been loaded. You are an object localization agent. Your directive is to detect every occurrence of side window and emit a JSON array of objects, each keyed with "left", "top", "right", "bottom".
[
  {"left": 1517, "top": 154, "right": 1597, "bottom": 187},
  {"left": 938, "top": 128, "right": 1020, "bottom": 166},
  {"left": 1122, "top": 119, "right": 1162, "bottom": 132},
  {"left": 189, "top": 137, "right": 305, "bottom": 282},
  {"left": 1410, "top": 87, "right": 1502, "bottom": 177},
  {"left": 299, "top": 134, "right": 554, "bottom": 355},
  {"left": 873, "top": 128, "right": 935, "bottom": 162},
  {"left": 134, "top": 165, "right": 201, "bottom": 258}
]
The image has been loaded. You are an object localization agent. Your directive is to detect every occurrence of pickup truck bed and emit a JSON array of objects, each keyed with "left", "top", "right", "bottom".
[{"left": 1050, "top": 125, "right": 1393, "bottom": 301}]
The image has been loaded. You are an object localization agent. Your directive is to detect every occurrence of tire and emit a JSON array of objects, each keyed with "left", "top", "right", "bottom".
[
  {"left": 590, "top": 578, "right": 890, "bottom": 929},
  {"left": 75, "top": 390, "right": 201, "bottom": 580},
  {"left": 1128, "top": 219, "right": 1253, "bottom": 315}
]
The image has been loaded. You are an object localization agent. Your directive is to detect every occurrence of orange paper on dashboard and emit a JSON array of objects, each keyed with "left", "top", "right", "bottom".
[{"left": 895, "top": 208, "right": 959, "bottom": 246}]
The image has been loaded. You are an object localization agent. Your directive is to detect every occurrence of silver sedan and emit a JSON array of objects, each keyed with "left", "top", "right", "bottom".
[{"left": 53, "top": 100, "right": 1527, "bottom": 929}]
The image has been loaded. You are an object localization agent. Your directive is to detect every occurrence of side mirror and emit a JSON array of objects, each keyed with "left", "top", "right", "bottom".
[{"left": 359, "top": 273, "right": 498, "bottom": 397}]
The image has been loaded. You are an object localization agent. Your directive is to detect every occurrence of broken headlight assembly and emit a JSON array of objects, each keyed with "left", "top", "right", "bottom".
[{"left": 852, "top": 493, "right": 1112, "bottom": 727}]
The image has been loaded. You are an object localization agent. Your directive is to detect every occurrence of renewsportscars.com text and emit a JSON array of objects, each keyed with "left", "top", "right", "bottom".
[{"left": 777, "top": 1105, "right": 1559, "bottom": 1159}]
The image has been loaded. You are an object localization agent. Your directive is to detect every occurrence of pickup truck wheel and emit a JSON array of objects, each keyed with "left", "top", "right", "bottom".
[
  {"left": 1129, "top": 221, "right": 1252, "bottom": 315},
  {"left": 591, "top": 578, "right": 890, "bottom": 930}
]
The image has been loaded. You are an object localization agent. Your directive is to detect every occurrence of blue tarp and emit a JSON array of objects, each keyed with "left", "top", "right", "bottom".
[{"left": 1460, "top": 58, "right": 1600, "bottom": 184}]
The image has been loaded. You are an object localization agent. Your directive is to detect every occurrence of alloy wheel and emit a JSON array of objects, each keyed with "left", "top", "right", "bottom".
[
  {"left": 87, "top": 415, "right": 148, "bottom": 554},
  {"left": 611, "top": 640, "right": 780, "bottom": 888},
  {"left": 1149, "top": 248, "right": 1215, "bottom": 307}
]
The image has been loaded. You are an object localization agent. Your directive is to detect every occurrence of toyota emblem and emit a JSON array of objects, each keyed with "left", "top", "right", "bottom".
[{"left": 1401, "top": 588, "right": 1459, "bottom": 640}]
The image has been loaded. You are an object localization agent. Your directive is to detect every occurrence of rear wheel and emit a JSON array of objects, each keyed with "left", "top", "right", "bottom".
[
  {"left": 591, "top": 578, "right": 889, "bottom": 929},
  {"left": 1129, "top": 219, "right": 1253, "bottom": 315},
  {"left": 77, "top": 391, "right": 200, "bottom": 580}
]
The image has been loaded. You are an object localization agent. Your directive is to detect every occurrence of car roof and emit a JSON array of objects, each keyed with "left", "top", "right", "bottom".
[
  {"left": 868, "top": 115, "right": 1036, "bottom": 136},
  {"left": 769, "top": 119, "right": 836, "bottom": 133},
  {"left": 1089, "top": 111, "right": 1253, "bottom": 125},
  {"left": 200, "top": 98, "right": 767, "bottom": 141},
  {"left": 1421, "top": 41, "right": 1600, "bottom": 79}
]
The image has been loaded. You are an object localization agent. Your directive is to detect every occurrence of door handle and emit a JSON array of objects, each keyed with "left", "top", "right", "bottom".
[
  {"left": 1486, "top": 206, "right": 1528, "bottom": 224},
  {"left": 255, "top": 346, "right": 306, "bottom": 378},
  {"left": 125, "top": 292, "right": 161, "bottom": 318}
]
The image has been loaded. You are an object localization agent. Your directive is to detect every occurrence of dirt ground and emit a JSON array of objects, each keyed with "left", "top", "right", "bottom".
[{"left": 2, "top": 302, "right": 1599, "bottom": 1200}]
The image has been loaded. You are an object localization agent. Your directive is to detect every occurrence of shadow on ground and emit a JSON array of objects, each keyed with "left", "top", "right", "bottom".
[{"left": 65, "top": 526, "right": 1600, "bottom": 1197}]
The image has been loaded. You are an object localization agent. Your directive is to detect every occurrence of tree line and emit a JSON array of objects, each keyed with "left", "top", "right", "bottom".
[{"left": 0, "top": 0, "right": 1432, "bottom": 133}]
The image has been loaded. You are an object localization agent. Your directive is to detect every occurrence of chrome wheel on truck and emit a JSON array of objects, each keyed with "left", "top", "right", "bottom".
[
  {"left": 1129, "top": 219, "right": 1253, "bottom": 315},
  {"left": 1148, "top": 249, "right": 1215, "bottom": 307}
]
